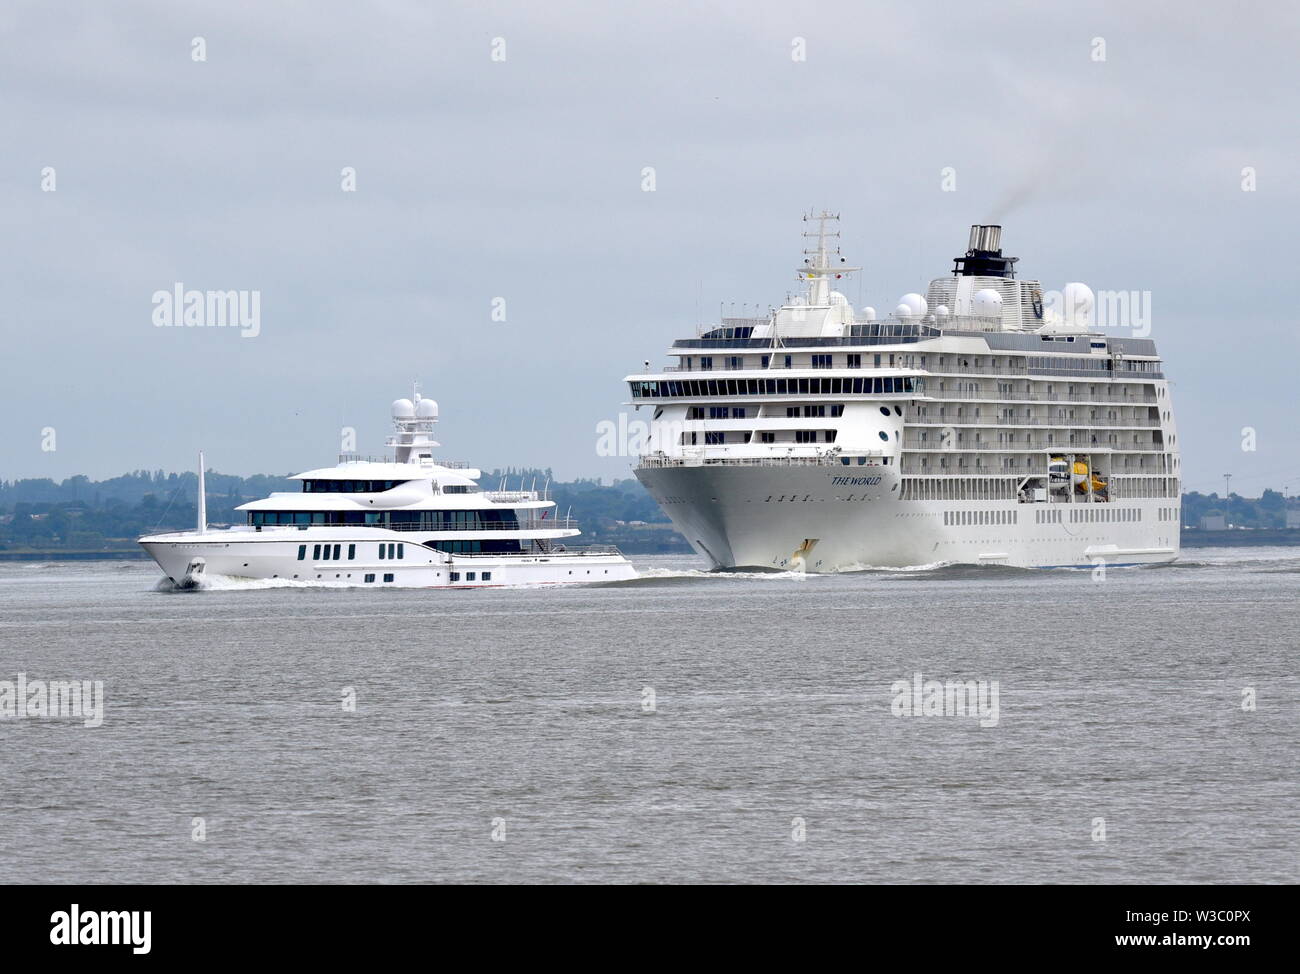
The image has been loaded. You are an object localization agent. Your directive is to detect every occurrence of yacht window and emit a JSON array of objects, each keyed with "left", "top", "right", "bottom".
[
  {"left": 313, "top": 544, "right": 322, "bottom": 559},
  {"left": 348, "top": 544, "right": 355, "bottom": 560},
  {"left": 298, "top": 545, "right": 307, "bottom": 560},
  {"left": 383, "top": 573, "right": 394, "bottom": 583},
  {"left": 466, "top": 572, "right": 476, "bottom": 581},
  {"left": 364, "top": 573, "right": 375, "bottom": 583},
  {"left": 482, "top": 572, "right": 492, "bottom": 582},
  {"left": 378, "top": 544, "right": 385, "bottom": 560}
]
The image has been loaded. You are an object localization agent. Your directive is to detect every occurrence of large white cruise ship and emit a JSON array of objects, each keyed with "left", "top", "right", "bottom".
[
  {"left": 625, "top": 214, "right": 1181, "bottom": 571},
  {"left": 140, "top": 390, "right": 636, "bottom": 588}
]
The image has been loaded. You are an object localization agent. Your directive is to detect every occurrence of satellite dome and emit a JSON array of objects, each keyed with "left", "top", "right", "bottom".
[
  {"left": 935, "top": 304, "right": 950, "bottom": 317},
  {"left": 860, "top": 306, "right": 877, "bottom": 322},
  {"left": 899, "top": 293, "right": 928, "bottom": 319},
  {"left": 828, "top": 291, "right": 847, "bottom": 306},
  {"left": 972, "top": 289, "right": 1003, "bottom": 318},
  {"left": 894, "top": 303, "right": 914, "bottom": 320},
  {"left": 391, "top": 398, "right": 415, "bottom": 419},
  {"left": 1062, "top": 282, "right": 1095, "bottom": 324},
  {"left": 416, "top": 398, "right": 439, "bottom": 419}
]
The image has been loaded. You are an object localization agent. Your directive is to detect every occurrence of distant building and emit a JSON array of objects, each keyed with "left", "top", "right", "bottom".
[
  {"left": 1287, "top": 510, "right": 1300, "bottom": 529},
  {"left": 1200, "top": 514, "right": 1227, "bottom": 531}
]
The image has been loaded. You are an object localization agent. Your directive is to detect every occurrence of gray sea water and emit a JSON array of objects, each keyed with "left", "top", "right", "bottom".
[{"left": 0, "top": 548, "right": 1296, "bottom": 884}]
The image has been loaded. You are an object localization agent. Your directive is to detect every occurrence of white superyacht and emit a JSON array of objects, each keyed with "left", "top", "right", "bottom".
[
  {"left": 626, "top": 215, "right": 1181, "bottom": 571},
  {"left": 140, "top": 390, "right": 636, "bottom": 588}
]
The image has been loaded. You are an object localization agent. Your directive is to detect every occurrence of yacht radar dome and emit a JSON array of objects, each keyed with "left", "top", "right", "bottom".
[
  {"left": 898, "top": 293, "right": 928, "bottom": 319},
  {"left": 416, "top": 398, "right": 439, "bottom": 419},
  {"left": 391, "top": 398, "right": 415, "bottom": 419},
  {"left": 972, "top": 288, "right": 1003, "bottom": 317}
]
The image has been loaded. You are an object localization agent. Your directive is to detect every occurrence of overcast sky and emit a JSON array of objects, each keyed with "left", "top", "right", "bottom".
[{"left": 3, "top": 0, "right": 1297, "bottom": 496}]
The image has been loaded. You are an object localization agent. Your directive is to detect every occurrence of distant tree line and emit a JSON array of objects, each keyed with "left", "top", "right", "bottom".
[
  {"left": 2, "top": 470, "right": 1294, "bottom": 550},
  {"left": 0, "top": 468, "right": 669, "bottom": 550},
  {"left": 1180, "top": 489, "right": 1294, "bottom": 529}
]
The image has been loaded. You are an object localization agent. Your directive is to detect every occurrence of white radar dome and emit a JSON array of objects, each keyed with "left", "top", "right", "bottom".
[
  {"left": 829, "top": 291, "right": 848, "bottom": 306},
  {"left": 972, "top": 288, "right": 1003, "bottom": 318},
  {"left": 860, "top": 307, "right": 877, "bottom": 322},
  {"left": 898, "top": 293, "right": 928, "bottom": 319},
  {"left": 894, "top": 303, "right": 914, "bottom": 320},
  {"left": 1062, "top": 282, "right": 1095, "bottom": 324},
  {"left": 416, "top": 398, "right": 439, "bottom": 419},
  {"left": 391, "top": 398, "right": 415, "bottom": 419},
  {"left": 935, "top": 304, "right": 950, "bottom": 317}
]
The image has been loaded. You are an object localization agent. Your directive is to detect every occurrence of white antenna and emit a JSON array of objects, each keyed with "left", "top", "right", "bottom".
[
  {"left": 196, "top": 451, "right": 207, "bottom": 534},
  {"left": 798, "top": 210, "right": 859, "bottom": 305}
]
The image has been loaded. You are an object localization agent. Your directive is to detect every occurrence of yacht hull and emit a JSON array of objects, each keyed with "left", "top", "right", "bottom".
[{"left": 139, "top": 531, "right": 636, "bottom": 588}]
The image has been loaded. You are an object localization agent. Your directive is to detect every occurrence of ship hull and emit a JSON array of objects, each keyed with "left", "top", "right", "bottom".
[
  {"left": 139, "top": 529, "right": 636, "bottom": 589},
  {"left": 635, "top": 463, "right": 1179, "bottom": 571}
]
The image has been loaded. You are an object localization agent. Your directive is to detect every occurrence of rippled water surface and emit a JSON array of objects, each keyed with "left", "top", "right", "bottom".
[{"left": 0, "top": 548, "right": 1295, "bottom": 883}]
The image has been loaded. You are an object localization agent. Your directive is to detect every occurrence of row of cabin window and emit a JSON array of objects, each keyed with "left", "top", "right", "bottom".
[
  {"left": 944, "top": 510, "right": 1019, "bottom": 526},
  {"left": 296, "top": 543, "right": 404, "bottom": 561},
  {"left": 682, "top": 430, "right": 839, "bottom": 445},
  {"left": 358, "top": 571, "right": 493, "bottom": 583},
  {"left": 251, "top": 511, "right": 519, "bottom": 528},
  {"left": 688, "top": 404, "right": 846, "bottom": 420},
  {"left": 690, "top": 353, "right": 887, "bottom": 370},
  {"left": 631, "top": 376, "right": 919, "bottom": 399},
  {"left": 302, "top": 480, "right": 408, "bottom": 493}
]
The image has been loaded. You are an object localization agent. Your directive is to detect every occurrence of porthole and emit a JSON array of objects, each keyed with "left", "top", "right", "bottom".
[
  {"left": 894, "top": 406, "right": 902, "bottom": 416},
  {"left": 878, "top": 431, "right": 888, "bottom": 441},
  {"left": 879, "top": 406, "right": 891, "bottom": 417}
]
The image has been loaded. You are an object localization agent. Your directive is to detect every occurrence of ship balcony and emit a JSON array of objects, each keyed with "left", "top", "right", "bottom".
[
  {"left": 902, "top": 439, "right": 1163, "bottom": 453},
  {"left": 907, "top": 416, "right": 1162, "bottom": 429}
]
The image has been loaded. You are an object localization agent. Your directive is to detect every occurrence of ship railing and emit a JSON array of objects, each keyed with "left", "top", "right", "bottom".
[
  {"left": 388, "top": 517, "right": 579, "bottom": 532},
  {"left": 251, "top": 517, "right": 580, "bottom": 532},
  {"left": 337, "top": 454, "right": 473, "bottom": 468},
  {"left": 908, "top": 417, "right": 1161, "bottom": 429},
  {"left": 638, "top": 451, "right": 841, "bottom": 469},
  {"left": 483, "top": 489, "right": 551, "bottom": 503},
  {"left": 902, "top": 440, "right": 1164, "bottom": 453}
]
